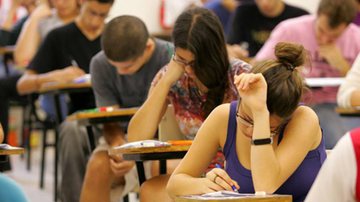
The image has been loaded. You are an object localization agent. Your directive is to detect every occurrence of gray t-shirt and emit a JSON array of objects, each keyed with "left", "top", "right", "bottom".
[
  {"left": 90, "top": 38, "right": 173, "bottom": 108},
  {"left": 39, "top": 10, "right": 63, "bottom": 39}
]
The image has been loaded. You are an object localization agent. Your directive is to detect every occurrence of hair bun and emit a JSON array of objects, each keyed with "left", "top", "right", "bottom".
[{"left": 274, "top": 42, "right": 306, "bottom": 69}]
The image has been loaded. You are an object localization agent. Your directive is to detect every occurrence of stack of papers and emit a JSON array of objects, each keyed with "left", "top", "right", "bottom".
[
  {"left": 182, "top": 191, "right": 255, "bottom": 200},
  {"left": 116, "top": 140, "right": 171, "bottom": 149},
  {"left": 0, "top": 144, "right": 20, "bottom": 150},
  {"left": 73, "top": 74, "right": 91, "bottom": 84}
]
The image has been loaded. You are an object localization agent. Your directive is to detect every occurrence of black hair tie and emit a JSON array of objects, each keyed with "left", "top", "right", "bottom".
[{"left": 283, "top": 62, "right": 295, "bottom": 72}]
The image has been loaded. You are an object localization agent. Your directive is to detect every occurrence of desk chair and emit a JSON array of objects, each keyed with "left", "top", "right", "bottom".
[
  {"left": 2, "top": 52, "right": 13, "bottom": 76},
  {"left": 20, "top": 95, "right": 56, "bottom": 188},
  {"left": 157, "top": 105, "right": 183, "bottom": 174},
  {"left": 158, "top": 105, "right": 183, "bottom": 142}
]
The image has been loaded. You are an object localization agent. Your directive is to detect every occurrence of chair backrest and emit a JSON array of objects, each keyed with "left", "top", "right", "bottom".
[{"left": 158, "top": 105, "right": 183, "bottom": 141}]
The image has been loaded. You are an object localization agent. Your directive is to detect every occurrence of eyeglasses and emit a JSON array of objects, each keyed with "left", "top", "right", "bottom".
[
  {"left": 172, "top": 54, "right": 194, "bottom": 68},
  {"left": 236, "top": 104, "right": 283, "bottom": 137}
]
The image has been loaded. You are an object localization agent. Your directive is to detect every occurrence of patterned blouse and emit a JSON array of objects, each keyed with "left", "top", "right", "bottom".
[{"left": 152, "top": 59, "right": 251, "bottom": 140}]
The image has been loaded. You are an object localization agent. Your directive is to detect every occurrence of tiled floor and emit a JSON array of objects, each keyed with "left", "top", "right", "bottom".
[
  {"left": 2, "top": 103, "right": 140, "bottom": 202},
  {"left": 3, "top": 133, "right": 139, "bottom": 202},
  {"left": 4, "top": 144, "right": 54, "bottom": 201}
]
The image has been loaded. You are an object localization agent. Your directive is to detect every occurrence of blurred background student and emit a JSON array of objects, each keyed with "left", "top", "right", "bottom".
[
  {"left": 306, "top": 128, "right": 360, "bottom": 202},
  {"left": 227, "top": 0, "right": 308, "bottom": 57},
  {"left": 255, "top": 0, "right": 360, "bottom": 148}
]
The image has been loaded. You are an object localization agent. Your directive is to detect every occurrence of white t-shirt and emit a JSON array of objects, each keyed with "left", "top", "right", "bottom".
[
  {"left": 337, "top": 53, "right": 360, "bottom": 108},
  {"left": 305, "top": 133, "right": 357, "bottom": 202},
  {"left": 0, "top": 0, "right": 27, "bottom": 24}
]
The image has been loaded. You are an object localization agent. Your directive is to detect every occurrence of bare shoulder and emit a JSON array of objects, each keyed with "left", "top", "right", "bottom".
[
  {"left": 205, "top": 104, "right": 231, "bottom": 146},
  {"left": 211, "top": 103, "right": 231, "bottom": 117},
  {"left": 288, "top": 106, "right": 321, "bottom": 149},
  {"left": 292, "top": 105, "right": 319, "bottom": 124},
  {"left": 205, "top": 103, "right": 231, "bottom": 127}
]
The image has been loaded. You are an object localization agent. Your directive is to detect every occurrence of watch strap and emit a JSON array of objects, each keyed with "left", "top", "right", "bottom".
[{"left": 251, "top": 137, "right": 273, "bottom": 145}]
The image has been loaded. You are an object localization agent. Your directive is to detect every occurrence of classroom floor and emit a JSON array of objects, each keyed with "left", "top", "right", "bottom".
[
  {"left": 3, "top": 131, "right": 139, "bottom": 202},
  {"left": 4, "top": 136, "right": 55, "bottom": 202},
  {"left": 0, "top": 64, "right": 141, "bottom": 201}
]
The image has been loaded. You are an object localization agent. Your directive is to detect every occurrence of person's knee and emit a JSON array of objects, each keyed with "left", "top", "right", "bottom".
[
  {"left": 140, "top": 175, "right": 170, "bottom": 200},
  {"left": 86, "top": 151, "right": 110, "bottom": 177}
]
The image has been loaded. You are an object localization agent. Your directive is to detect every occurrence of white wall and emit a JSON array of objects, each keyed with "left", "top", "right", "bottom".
[
  {"left": 108, "top": 0, "right": 321, "bottom": 34},
  {"left": 108, "top": 0, "right": 163, "bottom": 33},
  {"left": 284, "top": 0, "right": 320, "bottom": 14}
]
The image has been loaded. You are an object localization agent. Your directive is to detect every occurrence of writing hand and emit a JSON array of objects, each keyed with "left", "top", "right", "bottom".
[
  {"left": 205, "top": 167, "right": 240, "bottom": 192},
  {"left": 52, "top": 66, "right": 85, "bottom": 82}
]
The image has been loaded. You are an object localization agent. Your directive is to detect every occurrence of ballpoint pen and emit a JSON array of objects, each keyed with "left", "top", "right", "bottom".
[{"left": 215, "top": 164, "right": 238, "bottom": 192}]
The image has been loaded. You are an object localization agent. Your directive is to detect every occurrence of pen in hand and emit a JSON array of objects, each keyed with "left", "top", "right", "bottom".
[{"left": 215, "top": 164, "right": 238, "bottom": 192}]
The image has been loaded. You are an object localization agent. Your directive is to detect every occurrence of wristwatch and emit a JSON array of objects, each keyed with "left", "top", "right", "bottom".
[{"left": 251, "top": 137, "right": 273, "bottom": 145}]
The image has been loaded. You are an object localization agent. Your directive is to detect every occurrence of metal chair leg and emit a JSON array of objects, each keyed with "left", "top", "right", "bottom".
[{"left": 40, "top": 128, "right": 48, "bottom": 189}]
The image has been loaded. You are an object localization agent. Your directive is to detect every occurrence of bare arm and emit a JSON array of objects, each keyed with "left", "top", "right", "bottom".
[
  {"left": 14, "top": 4, "right": 51, "bottom": 67},
  {"left": 1, "top": 0, "right": 21, "bottom": 31},
  {"left": 102, "top": 122, "right": 126, "bottom": 146},
  {"left": 167, "top": 104, "right": 233, "bottom": 197},
  {"left": 104, "top": 122, "right": 135, "bottom": 179},
  {"left": 127, "top": 60, "right": 184, "bottom": 141},
  {"left": 235, "top": 73, "right": 322, "bottom": 193},
  {"left": 350, "top": 90, "right": 360, "bottom": 106},
  {"left": 318, "top": 44, "right": 350, "bottom": 76},
  {"left": 0, "top": 124, "right": 4, "bottom": 143},
  {"left": 337, "top": 54, "right": 360, "bottom": 107},
  {"left": 17, "top": 67, "right": 85, "bottom": 95}
]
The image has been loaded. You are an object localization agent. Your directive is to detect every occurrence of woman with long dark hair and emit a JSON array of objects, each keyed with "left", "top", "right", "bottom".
[
  {"left": 167, "top": 42, "right": 326, "bottom": 202},
  {"left": 128, "top": 7, "right": 250, "bottom": 201}
]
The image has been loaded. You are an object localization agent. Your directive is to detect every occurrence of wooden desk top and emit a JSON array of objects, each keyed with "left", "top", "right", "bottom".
[
  {"left": 335, "top": 107, "right": 360, "bottom": 116},
  {"left": 67, "top": 107, "right": 138, "bottom": 122},
  {"left": 109, "top": 144, "right": 190, "bottom": 156},
  {"left": 175, "top": 194, "right": 292, "bottom": 202},
  {"left": 38, "top": 81, "right": 91, "bottom": 94},
  {"left": 0, "top": 46, "right": 15, "bottom": 55},
  {"left": 0, "top": 145, "right": 24, "bottom": 155}
]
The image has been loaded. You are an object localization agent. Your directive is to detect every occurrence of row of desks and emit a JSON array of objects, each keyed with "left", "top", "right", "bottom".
[
  {"left": 0, "top": 46, "right": 354, "bottom": 202},
  {"left": 7, "top": 76, "right": 355, "bottom": 201}
]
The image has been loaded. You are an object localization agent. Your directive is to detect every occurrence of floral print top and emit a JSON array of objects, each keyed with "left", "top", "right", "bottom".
[{"left": 151, "top": 59, "right": 251, "bottom": 140}]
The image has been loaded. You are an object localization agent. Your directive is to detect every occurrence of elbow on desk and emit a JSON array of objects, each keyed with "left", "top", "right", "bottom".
[
  {"left": 0, "top": 124, "right": 4, "bottom": 143},
  {"left": 127, "top": 130, "right": 150, "bottom": 142},
  {"left": 127, "top": 119, "right": 156, "bottom": 142},
  {"left": 17, "top": 75, "right": 40, "bottom": 96},
  {"left": 253, "top": 179, "right": 279, "bottom": 195},
  {"left": 165, "top": 175, "right": 179, "bottom": 199},
  {"left": 16, "top": 77, "right": 27, "bottom": 95}
]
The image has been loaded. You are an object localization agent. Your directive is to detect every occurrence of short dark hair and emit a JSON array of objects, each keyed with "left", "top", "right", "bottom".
[
  {"left": 172, "top": 7, "right": 229, "bottom": 117},
  {"left": 101, "top": 15, "right": 149, "bottom": 61},
  {"left": 317, "top": 0, "right": 357, "bottom": 28}
]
